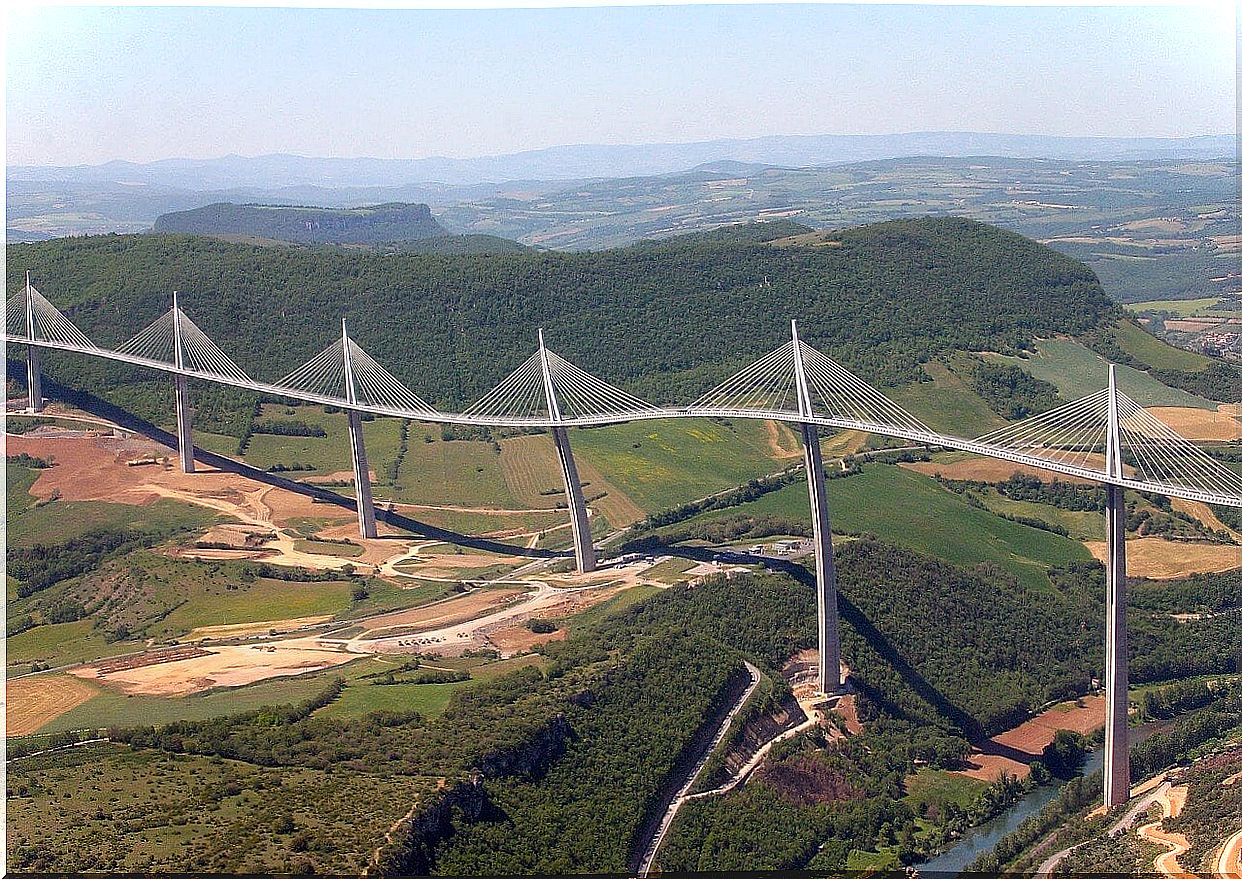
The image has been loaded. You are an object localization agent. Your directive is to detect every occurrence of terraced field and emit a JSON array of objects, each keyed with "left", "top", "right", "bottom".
[{"left": 572, "top": 417, "right": 793, "bottom": 514}]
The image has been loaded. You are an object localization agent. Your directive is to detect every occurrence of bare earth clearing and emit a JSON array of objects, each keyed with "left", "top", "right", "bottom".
[
  {"left": 71, "top": 640, "right": 356, "bottom": 697},
  {"left": 955, "top": 695, "right": 1105, "bottom": 782}
]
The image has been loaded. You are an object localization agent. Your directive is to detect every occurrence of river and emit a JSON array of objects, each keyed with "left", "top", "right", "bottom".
[
  {"left": 916, "top": 748, "right": 1106, "bottom": 875},
  {"left": 917, "top": 719, "right": 1173, "bottom": 876}
]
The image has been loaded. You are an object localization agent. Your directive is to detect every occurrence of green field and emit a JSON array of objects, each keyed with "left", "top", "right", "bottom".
[
  {"left": 572, "top": 417, "right": 792, "bottom": 514},
  {"left": 678, "top": 463, "right": 1092, "bottom": 590},
  {"left": 973, "top": 489, "right": 1106, "bottom": 541},
  {"left": 563, "top": 584, "right": 662, "bottom": 633},
  {"left": 986, "top": 339, "right": 1217, "bottom": 408},
  {"left": 903, "top": 768, "right": 988, "bottom": 812},
  {"left": 642, "top": 558, "right": 698, "bottom": 584},
  {"left": 154, "top": 575, "right": 355, "bottom": 636},
  {"left": 889, "top": 359, "right": 1007, "bottom": 438},
  {"left": 386, "top": 423, "right": 519, "bottom": 507},
  {"left": 313, "top": 654, "right": 547, "bottom": 720},
  {"left": 1129, "top": 297, "right": 1221, "bottom": 317},
  {"left": 1111, "top": 319, "right": 1215, "bottom": 372},
  {"left": 7, "top": 620, "right": 134, "bottom": 668}
]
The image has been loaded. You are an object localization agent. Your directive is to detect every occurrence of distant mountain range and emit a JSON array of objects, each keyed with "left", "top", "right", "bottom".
[
  {"left": 10, "top": 132, "right": 1234, "bottom": 190},
  {"left": 153, "top": 202, "right": 446, "bottom": 245}
]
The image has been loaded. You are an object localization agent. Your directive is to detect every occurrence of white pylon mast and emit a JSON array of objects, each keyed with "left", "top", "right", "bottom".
[
  {"left": 171, "top": 291, "right": 186, "bottom": 371},
  {"left": 790, "top": 319, "right": 814, "bottom": 419},
  {"left": 1105, "top": 363, "right": 1122, "bottom": 480},
  {"left": 341, "top": 318, "right": 358, "bottom": 406},
  {"left": 537, "top": 328, "right": 562, "bottom": 422},
  {"left": 24, "top": 271, "right": 35, "bottom": 341}
]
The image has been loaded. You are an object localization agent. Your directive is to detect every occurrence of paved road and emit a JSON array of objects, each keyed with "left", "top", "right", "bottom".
[
  {"left": 1037, "top": 779, "right": 1171, "bottom": 875},
  {"left": 637, "top": 660, "right": 761, "bottom": 876}
]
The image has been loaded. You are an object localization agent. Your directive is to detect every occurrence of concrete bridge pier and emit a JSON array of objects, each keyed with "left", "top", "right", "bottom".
[
  {"left": 173, "top": 375, "right": 195, "bottom": 473},
  {"left": 552, "top": 425, "right": 596, "bottom": 573},
  {"left": 346, "top": 410, "right": 378, "bottom": 540},
  {"left": 802, "top": 422, "right": 843, "bottom": 695},
  {"left": 1102, "top": 483, "right": 1130, "bottom": 806},
  {"left": 26, "top": 345, "right": 43, "bottom": 412}
]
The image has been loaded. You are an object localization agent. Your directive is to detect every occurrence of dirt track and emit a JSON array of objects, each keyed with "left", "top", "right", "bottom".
[{"left": 1136, "top": 784, "right": 1190, "bottom": 876}]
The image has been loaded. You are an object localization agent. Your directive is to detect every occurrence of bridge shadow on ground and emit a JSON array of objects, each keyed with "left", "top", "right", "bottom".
[
  {"left": 27, "top": 380, "right": 564, "bottom": 562},
  {"left": 653, "top": 544, "right": 983, "bottom": 740}
]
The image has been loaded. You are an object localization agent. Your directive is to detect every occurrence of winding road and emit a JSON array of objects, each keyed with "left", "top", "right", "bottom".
[{"left": 637, "top": 660, "right": 762, "bottom": 876}]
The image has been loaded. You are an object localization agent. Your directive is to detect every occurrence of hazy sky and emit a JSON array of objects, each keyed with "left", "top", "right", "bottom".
[{"left": 6, "top": 3, "right": 1236, "bottom": 166}]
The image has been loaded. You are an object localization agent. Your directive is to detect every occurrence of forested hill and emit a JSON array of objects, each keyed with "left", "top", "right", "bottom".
[
  {"left": 6, "top": 217, "right": 1113, "bottom": 426},
  {"left": 152, "top": 201, "right": 447, "bottom": 245}
]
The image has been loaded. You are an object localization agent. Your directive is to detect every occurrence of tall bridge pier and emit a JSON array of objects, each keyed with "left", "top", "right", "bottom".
[
  {"left": 539, "top": 330, "right": 596, "bottom": 573},
  {"left": 11, "top": 279, "right": 1242, "bottom": 773},
  {"left": 341, "top": 321, "right": 378, "bottom": 539},
  {"left": 173, "top": 376, "right": 195, "bottom": 473},
  {"left": 1103, "top": 366, "right": 1130, "bottom": 807},
  {"left": 171, "top": 294, "right": 195, "bottom": 473},
  {"left": 791, "top": 321, "right": 843, "bottom": 695},
  {"left": 26, "top": 346, "right": 43, "bottom": 412}
]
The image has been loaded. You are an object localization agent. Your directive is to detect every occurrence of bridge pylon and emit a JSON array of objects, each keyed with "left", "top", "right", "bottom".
[
  {"left": 23, "top": 273, "right": 43, "bottom": 412},
  {"left": 341, "top": 320, "right": 378, "bottom": 540},
  {"left": 171, "top": 293, "right": 195, "bottom": 473},
  {"left": 538, "top": 329, "right": 596, "bottom": 574},
  {"left": 1103, "top": 364, "right": 1130, "bottom": 807},
  {"left": 791, "top": 320, "right": 843, "bottom": 696}
]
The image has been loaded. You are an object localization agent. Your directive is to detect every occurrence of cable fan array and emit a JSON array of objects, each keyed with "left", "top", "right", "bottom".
[
  {"left": 691, "top": 338, "right": 931, "bottom": 434},
  {"left": 4, "top": 284, "right": 96, "bottom": 349},
  {"left": 464, "top": 348, "right": 660, "bottom": 422},
  {"left": 275, "top": 335, "right": 439, "bottom": 417},
  {"left": 6, "top": 279, "right": 1242, "bottom": 507},
  {"left": 116, "top": 307, "right": 251, "bottom": 382},
  {"left": 1114, "top": 392, "right": 1242, "bottom": 499},
  {"left": 975, "top": 385, "right": 1242, "bottom": 500}
]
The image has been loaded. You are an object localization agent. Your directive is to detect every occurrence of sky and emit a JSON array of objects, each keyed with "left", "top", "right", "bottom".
[{"left": 5, "top": 3, "right": 1237, "bottom": 166}]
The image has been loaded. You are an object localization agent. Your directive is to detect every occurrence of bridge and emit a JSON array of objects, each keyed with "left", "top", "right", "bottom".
[{"left": 7, "top": 274, "right": 1242, "bottom": 809}]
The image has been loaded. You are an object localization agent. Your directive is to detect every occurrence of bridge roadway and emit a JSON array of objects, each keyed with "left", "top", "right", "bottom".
[
  {"left": 12, "top": 336, "right": 1241, "bottom": 509},
  {"left": 10, "top": 320, "right": 1242, "bottom": 813}
]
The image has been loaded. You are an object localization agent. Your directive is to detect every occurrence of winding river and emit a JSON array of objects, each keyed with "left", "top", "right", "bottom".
[{"left": 916, "top": 748, "right": 1107, "bottom": 875}]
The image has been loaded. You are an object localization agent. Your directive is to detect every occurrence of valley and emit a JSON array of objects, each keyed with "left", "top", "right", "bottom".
[{"left": 5, "top": 217, "right": 1240, "bottom": 875}]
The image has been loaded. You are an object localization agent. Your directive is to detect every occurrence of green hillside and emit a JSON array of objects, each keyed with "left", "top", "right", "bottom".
[
  {"left": 152, "top": 201, "right": 448, "bottom": 245},
  {"left": 7, "top": 217, "right": 1113, "bottom": 436},
  {"left": 654, "top": 463, "right": 1091, "bottom": 591}
]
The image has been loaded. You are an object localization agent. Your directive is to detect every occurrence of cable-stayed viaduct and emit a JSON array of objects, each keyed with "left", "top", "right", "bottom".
[{"left": 8, "top": 276, "right": 1242, "bottom": 809}]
